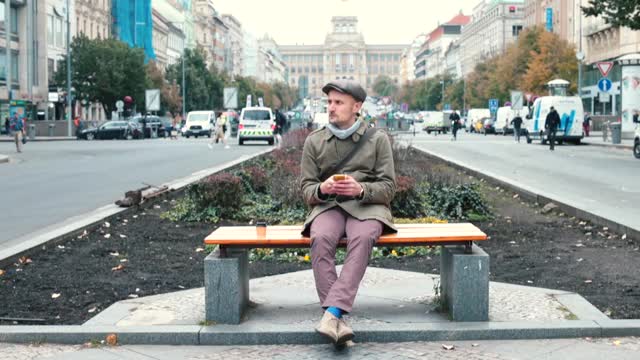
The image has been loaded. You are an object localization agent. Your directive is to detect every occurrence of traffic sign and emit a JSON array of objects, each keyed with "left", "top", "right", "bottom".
[
  {"left": 223, "top": 87, "right": 238, "bottom": 109},
  {"left": 510, "top": 91, "right": 523, "bottom": 110},
  {"left": 597, "top": 78, "right": 613, "bottom": 93},
  {"left": 145, "top": 89, "right": 160, "bottom": 111},
  {"left": 488, "top": 99, "right": 499, "bottom": 113},
  {"left": 597, "top": 62, "right": 614, "bottom": 78},
  {"left": 444, "top": 103, "right": 451, "bottom": 111}
]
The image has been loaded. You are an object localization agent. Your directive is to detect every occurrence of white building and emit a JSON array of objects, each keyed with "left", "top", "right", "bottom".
[
  {"left": 242, "top": 31, "right": 258, "bottom": 78},
  {"left": 257, "top": 35, "right": 287, "bottom": 84},
  {"left": 415, "top": 13, "right": 470, "bottom": 80},
  {"left": 459, "top": 0, "right": 525, "bottom": 77},
  {"left": 222, "top": 14, "right": 243, "bottom": 78}
]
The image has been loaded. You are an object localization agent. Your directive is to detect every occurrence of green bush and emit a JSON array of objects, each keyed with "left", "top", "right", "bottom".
[
  {"left": 189, "top": 172, "right": 244, "bottom": 212},
  {"left": 427, "top": 182, "right": 491, "bottom": 220},
  {"left": 391, "top": 176, "right": 428, "bottom": 218}
]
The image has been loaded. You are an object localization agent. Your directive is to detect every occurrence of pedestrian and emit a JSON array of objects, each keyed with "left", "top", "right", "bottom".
[
  {"left": 583, "top": 112, "right": 591, "bottom": 137},
  {"left": 300, "top": 79, "right": 396, "bottom": 346},
  {"left": 274, "top": 107, "right": 287, "bottom": 148},
  {"left": 170, "top": 114, "right": 179, "bottom": 140},
  {"left": 545, "top": 106, "right": 561, "bottom": 151},
  {"left": 3, "top": 117, "right": 9, "bottom": 136},
  {"left": 449, "top": 109, "right": 461, "bottom": 141},
  {"left": 209, "top": 112, "right": 229, "bottom": 149},
  {"left": 9, "top": 113, "right": 25, "bottom": 153},
  {"left": 141, "top": 116, "right": 147, "bottom": 139},
  {"left": 510, "top": 115, "right": 523, "bottom": 143},
  {"left": 633, "top": 110, "right": 639, "bottom": 124}
]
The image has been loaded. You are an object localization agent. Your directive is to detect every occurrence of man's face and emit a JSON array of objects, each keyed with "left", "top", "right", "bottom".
[{"left": 327, "top": 90, "right": 362, "bottom": 128}]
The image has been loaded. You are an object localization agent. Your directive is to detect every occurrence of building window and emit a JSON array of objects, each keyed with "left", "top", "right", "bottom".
[
  {"left": 512, "top": 25, "right": 523, "bottom": 37},
  {"left": 0, "top": 50, "right": 19, "bottom": 81},
  {"left": 48, "top": 58, "right": 55, "bottom": 83},
  {"left": 0, "top": 5, "right": 18, "bottom": 34},
  {"left": 55, "top": 17, "right": 64, "bottom": 47},
  {"left": 48, "top": 15, "right": 54, "bottom": 45}
]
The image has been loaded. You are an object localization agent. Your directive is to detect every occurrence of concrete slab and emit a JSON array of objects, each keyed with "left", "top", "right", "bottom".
[
  {"left": 95, "top": 268, "right": 577, "bottom": 329},
  {"left": 0, "top": 155, "right": 8, "bottom": 164}
]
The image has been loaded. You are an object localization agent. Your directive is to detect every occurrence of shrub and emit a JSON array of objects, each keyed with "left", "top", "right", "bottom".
[
  {"left": 391, "top": 176, "right": 428, "bottom": 218},
  {"left": 281, "top": 128, "right": 311, "bottom": 150},
  {"left": 237, "top": 166, "right": 269, "bottom": 193},
  {"left": 189, "top": 172, "right": 245, "bottom": 213},
  {"left": 426, "top": 182, "right": 491, "bottom": 220}
]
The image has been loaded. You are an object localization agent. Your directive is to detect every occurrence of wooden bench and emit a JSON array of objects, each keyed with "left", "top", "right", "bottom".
[{"left": 203, "top": 223, "right": 489, "bottom": 324}]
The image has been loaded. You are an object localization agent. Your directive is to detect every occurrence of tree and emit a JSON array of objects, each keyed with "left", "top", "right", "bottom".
[
  {"left": 373, "top": 75, "right": 399, "bottom": 98},
  {"left": 145, "top": 60, "right": 182, "bottom": 116},
  {"left": 166, "top": 48, "right": 219, "bottom": 112},
  {"left": 582, "top": 0, "right": 640, "bottom": 30},
  {"left": 55, "top": 35, "right": 147, "bottom": 119}
]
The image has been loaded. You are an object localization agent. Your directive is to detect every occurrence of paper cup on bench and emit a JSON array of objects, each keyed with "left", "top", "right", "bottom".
[{"left": 256, "top": 221, "right": 267, "bottom": 237}]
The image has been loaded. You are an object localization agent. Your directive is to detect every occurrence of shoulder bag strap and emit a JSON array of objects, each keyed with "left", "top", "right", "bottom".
[{"left": 319, "top": 128, "right": 376, "bottom": 182}]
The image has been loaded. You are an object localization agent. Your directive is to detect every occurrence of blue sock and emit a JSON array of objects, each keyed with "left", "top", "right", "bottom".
[{"left": 326, "top": 306, "right": 342, "bottom": 319}]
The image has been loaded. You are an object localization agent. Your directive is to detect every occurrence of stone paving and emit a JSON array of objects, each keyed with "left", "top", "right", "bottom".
[
  {"left": 100, "top": 267, "right": 571, "bottom": 327},
  {"left": 3, "top": 338, "right": 640, "bottom": 360}
]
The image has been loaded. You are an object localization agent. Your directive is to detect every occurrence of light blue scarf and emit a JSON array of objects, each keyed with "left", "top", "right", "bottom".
[{"left": 327, "top": 119, "right": 362, "bottom": 140}]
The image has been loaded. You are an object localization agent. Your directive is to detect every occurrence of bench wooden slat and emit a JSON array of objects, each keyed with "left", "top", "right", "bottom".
[{"left": 204, "top": 223, "right": 487, "bottom": 247}]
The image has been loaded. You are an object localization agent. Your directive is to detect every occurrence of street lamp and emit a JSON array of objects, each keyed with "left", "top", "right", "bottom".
[
  {"left": 66, "top": 0, "right": 72, "bottom": 136},
  {"left": 169, "top": 21, "right": 187, "bottom": 120},
  {"left": 440, "top": 80, "right": 445, "bottom": 110}
]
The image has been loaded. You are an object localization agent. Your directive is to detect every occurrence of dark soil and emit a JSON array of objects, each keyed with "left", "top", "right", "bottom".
[{"left": 1, "top": 157, "right": 639, "bottom": 325}]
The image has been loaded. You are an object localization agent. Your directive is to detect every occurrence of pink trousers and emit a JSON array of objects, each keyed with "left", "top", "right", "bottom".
[{"left": 309, "top": 207, "right": 383, "bottom": 313}]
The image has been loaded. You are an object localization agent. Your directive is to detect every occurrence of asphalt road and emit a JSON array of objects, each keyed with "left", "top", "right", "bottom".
[
  {"left": 399, "top": 130, "right": 640, "bottom": 235},
  {"left": 0, "top": 137, "right": 267, "bottom": 247}
]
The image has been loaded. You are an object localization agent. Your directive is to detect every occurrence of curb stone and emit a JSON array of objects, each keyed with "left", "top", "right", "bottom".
[{"left": 3, "top": 321, "right": 640, "bottom": 345}]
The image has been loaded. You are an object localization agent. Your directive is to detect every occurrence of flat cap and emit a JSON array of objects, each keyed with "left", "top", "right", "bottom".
[{"left": 322, "top": 79, "right": 367, "bottom": 103}]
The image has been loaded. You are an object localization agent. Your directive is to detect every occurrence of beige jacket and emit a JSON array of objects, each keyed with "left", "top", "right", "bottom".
[{"left": 300, "top": 120, "right": 397, "bottom": 236}]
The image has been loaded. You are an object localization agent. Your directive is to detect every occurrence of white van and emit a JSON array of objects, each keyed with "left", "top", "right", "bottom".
[
  {"left": 523, "top": 96, "right": 584, "bottom": 145},
  {"left": 422, "top": 111, "right": 449, "bottom": 134},
  {"left": 183, "top": 111, "right": 215, "bottom": 138},
  {"left": 467, "top": 108, "right": 490, "bottom": 133},
  {"left": 238, "top": 106, "right": 275, "bottom": 145},
  {"left": 495, "top": 106, "right": 529, "bottom": 135}
]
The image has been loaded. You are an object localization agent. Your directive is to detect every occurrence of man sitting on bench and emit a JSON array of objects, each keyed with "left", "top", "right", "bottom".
[{"left": 300, "top": 79, "right": 397, "bottom": 345}]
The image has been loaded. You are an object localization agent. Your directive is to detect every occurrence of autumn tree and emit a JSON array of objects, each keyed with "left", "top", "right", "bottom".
[{"left": 145, "top": 60, "right": 182, "bottom": 116}]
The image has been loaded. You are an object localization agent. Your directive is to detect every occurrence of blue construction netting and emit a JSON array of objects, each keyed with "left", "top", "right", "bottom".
[{"left": 112, "top": 0, "right": 156, "bottom": 61}]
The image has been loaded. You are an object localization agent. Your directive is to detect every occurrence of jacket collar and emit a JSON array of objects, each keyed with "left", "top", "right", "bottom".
[{"left": 323, "top": 117, "right": 367, "bottom": 141}]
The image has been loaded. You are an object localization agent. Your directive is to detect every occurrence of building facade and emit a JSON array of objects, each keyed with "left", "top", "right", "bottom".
[
  {"left": 112, "top": 0, "right": 155, "bottom": 60},
  {"left": 415, "top": 13, "right": 470, "bottom": 80},
  {"left": 280, "top": 17, "right": 405, "bottom": 99},
  {"left": 242, "top": 30, "right": 258, "bottom": 79},
  {"left": 222, "top": 14, "right": 243, "bottom": 78},
  {"left": 152, "top": 9, "right": 170, "bottom": 70},
  {"left": 0, "top": 2, "right": 48, "bottom": 122},
  {"left": 459, "top": 0, "right": 524, "bottom": 77},
  {"left": 257, "top": 35, "right": 286, "bottom": 85},
  {"left": 192, "top": 0, "right": 216, "bottom": 66},
  {"left": 523, "top": 0, "right": 582, "bottom": 45},
  {"left": 400, "top": 34, "right": 426, "bottom": 84}
]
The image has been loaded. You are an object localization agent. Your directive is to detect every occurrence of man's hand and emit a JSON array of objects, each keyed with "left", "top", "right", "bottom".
[{"left": 321, "top": 174, "right": 363, "bottom": 197}]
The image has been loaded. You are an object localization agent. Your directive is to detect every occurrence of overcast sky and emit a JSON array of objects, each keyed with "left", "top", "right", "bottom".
[{"left": 212, "top": 0, "right": 480, "bottom": 45}]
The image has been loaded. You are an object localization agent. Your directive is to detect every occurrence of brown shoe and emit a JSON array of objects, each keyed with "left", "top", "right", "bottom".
[
  {"left": 336, "top": 318, "right": 354, "bottom": 344},
  {"left": 315, "top": 311, "right": 339, "bottom": 343}
]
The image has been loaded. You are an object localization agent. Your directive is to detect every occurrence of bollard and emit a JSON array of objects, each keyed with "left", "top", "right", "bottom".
[
  {"left": 48, "top": 123, "right": 55, "bottom": 137},
  {"left": 28, "top": 124, "right": 36, "bottom": 140}
]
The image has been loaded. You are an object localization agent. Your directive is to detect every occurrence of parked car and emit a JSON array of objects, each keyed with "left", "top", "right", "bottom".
[
  {"left": 129, "top": 115, "right": 166, "bottom": 138},
  {"left": 78, "top": 121, "right": 142, "bottom": 140},
  {"left": 237, "top": 106, "right": 275, "bottom": 145}
]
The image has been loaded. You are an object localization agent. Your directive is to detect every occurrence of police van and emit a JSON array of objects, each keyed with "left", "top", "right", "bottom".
[
  {"left": 523, "top": 96, "right": 584, "bottom": 145},
  {"left": 237, "top": 106, "right": 275, "bottom": 146}
]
